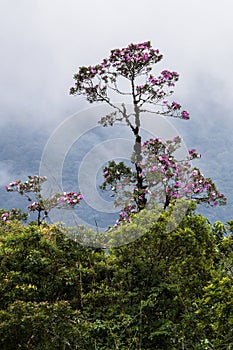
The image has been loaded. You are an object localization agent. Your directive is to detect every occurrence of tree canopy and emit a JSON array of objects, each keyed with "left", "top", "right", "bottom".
[{"left": 0, "top": 211, "right": 232, "bottom": 349}]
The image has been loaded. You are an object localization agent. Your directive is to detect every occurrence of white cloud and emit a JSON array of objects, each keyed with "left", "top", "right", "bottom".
[
  {"left": 0, "top": 162, "right": 12, "bottom": 185},
  {"left": 0, "top": 0, "right": 232, "bottom": 131}
]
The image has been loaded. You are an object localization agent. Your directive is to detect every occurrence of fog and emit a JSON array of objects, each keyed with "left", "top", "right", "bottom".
[{"left": 1, "top": 0, "right": 232, "bottom": 127}]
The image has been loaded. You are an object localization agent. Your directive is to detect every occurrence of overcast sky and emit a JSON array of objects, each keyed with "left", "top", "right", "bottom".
[
  {"left": 0, "top": 0, "right": 232, "bottom": 224},
  {"left": 1, "top": 0, "right": 232, "bottom": 129}
]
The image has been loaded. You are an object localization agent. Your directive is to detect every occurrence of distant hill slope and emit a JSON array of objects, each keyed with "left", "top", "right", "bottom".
[{"left": 0, "top": 115, "right": 232, "bottom": 227}]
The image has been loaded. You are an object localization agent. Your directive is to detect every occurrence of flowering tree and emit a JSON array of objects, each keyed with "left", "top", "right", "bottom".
[
  {"left": 5, "top": 175, "right": 84, "bottom": 225},
  {"left": 100, "top": 137, "right": 226, "bottom": 225},
  {"left": 70, "top": 41, "right": 226, "bottom": 224},
  {"left": 70, "top": 41, "right": 190, "bottom": 210}
]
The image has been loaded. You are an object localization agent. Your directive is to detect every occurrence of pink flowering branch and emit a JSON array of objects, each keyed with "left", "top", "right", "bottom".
[
  {"left": 70, "top": 41, "right": 190, "bottom": 120},
  {"left": 114, "top": 204, "right": 137, "bottom": 227},
  {"left": 5, "top": 175, "right": 84, "bottom": 225},
  {"left": 142, "top": 137, "right": 226, "bottom": 208},
  {"left": 188, "top": 168, "right": 226, "bottom": 206},
  {"left": 0, "top": 208, "right": 28, "bottom": 225},
  {"left": 101, "top": 137, "right": 226, "bottom": 227}
]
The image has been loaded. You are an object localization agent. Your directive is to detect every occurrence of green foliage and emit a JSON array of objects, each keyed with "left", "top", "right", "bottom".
[
  {"left": 0, "top": 214, "right": 232, "bottom": 349},
  {"left": 0, "top": 222, "right": 101, "bottom": 312},
  {"left": 194, "top": 277, "right": 233, "bottom": 349},
  {"left": 0, "top": 301, "right": 90, "bottom": 350}
]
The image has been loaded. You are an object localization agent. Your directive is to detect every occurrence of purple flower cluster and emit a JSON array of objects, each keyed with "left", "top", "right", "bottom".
[
  {"left": 57, "top": 192, "right": 84, "bottom": 207},
  {"left": 142, "top": 138, "right": 226, "bottom": 206},
  {"left": 188, "top": 168, "right": 226, "bottom": 206},
  {"left": 188, "top": 149, "right": 201, "bottom": 159},
  {"left": 1, "top": 212, "right": 9, "bottom": 222},
  {"left": 5, "top": 175, "right": 47, "bottom": 194},
  {"left": 146, "top": 70, "right": 179, "bottom": 89},
  {"left": 108, "top": 41, "right": 162, "bottom": 78},
  {"left": 161, "top": 70, "right": 179, "bottom": 80},
  {"left": 114, "top": 204, "right": 137, "bottom": 227},
  {"left": 27, "top": 202, "right": 41, "bottom": 212}
]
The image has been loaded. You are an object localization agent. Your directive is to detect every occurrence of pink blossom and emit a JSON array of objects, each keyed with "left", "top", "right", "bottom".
[
  {"left": 172, "top": 101, "right": 181, "bottom": 110},
  {"left": 161, "top": 70, "right": 172, "bottom": 80},
  {"left": 181, "top": 111, "right": 190, "bottom": 120}
]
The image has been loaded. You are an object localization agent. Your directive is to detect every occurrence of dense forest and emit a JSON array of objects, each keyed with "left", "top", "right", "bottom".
[{"left": 0, "top": 207, "right": 232, "bottom": 349}]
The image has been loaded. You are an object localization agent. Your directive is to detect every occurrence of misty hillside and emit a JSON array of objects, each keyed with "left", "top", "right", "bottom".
[{"left": 0, "top": 108, "right": 232, "bottom": 228}]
